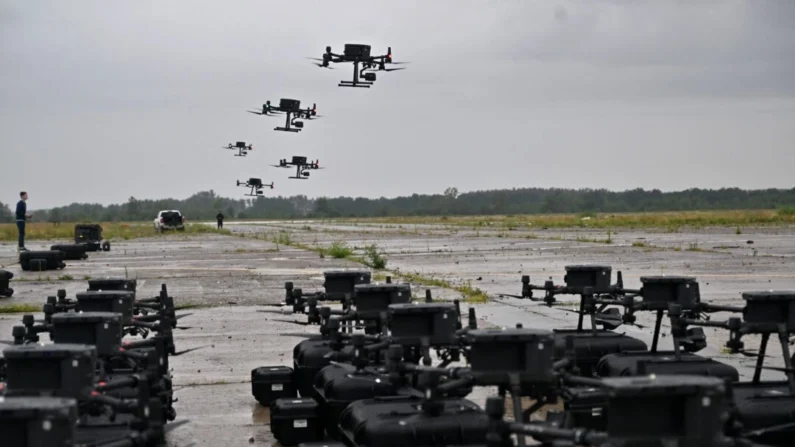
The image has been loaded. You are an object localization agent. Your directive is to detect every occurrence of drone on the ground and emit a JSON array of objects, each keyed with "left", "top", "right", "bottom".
[
  {"left": 236, "top": 178, "right": 274, "bottom": 196},
  {"left": 309, "top": 44, "right": 408, "bottom": 88},
  {"left": 224, "top": 141, "right": 253, "bottom": 157},
  {"left": 271, "top": 156, "right": 324, "bottom": 180},
  {"left": 247, "top": 99, "right": 320, "bottom": 133}
]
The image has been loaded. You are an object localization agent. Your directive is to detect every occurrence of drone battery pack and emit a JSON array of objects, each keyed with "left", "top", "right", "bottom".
[
  {"left": 343, "top": 44, "right": 371, "bottom": 59},
  {"left": 271, "top": 398, "right": 325, "bottom": 446},
  {"left": 564, "top": 265, "right": 613, "bottom": 293},
  {"left": 560, "top": 386, "right": 609, "bottom": 431},
  {"left": 387, "top": 302, "right": 458, "bottom": 347},
  {"left": 338, "top": 396, "right": 488, "bottom": 447},
  {"left": 732, "top": 381, "right": 795, "bottom": 447},
  {"left": 20, "top": 250, "right": 66, "bottom": 271},
  {"left": 467, "top": 328, "right": 557, "bottom": 386},
  {"left": 602, "top": 375, "right": 728, "bottom": 445},
  {"left": 51, "top": 312, "right": 123, "bottom": 357},
  {"left": 49, "top": 244, "right": 89, "bottom": 261},
  {"left": 2, "top": 344, "right": 97, "bottom": 398},
  {"left": 251, "top": 365, "right": 297, "bottom": 406},
  {"left": 313, "top": 363, "right": 398, "bottom": 439},
  {"left": 353, "top": 284, "right": 411, "bottom": 320},
  {"left": 322, "top": 269, "right": 371, "bottom": 301},
  {"left": 279, "top": 98, "right": 301, "bottom": 111},
  {"left": 0, "top": 268, "right": 13, "bottom": 297},
  {"left": 553, "top": 330, "right": 648, "bottom": 377},
  {"left": 741, "top": 291, "right": 795, "bottom": 328},
  {"left": 639, "top": 276, "right": 700, "bottom": 310},
  {"left": 0, "top": 397, "right": 79, "bottom": 447},
  {"left": 596, "top": 351, "right": 739, "bottom": 380},
  {"left": 75, "top": 291, "right": 135, "bottom": 324},
  {"left": 298, "top": 443, "right": 346, "bottom": 447},
  {"left": 74, "top": 224, "right": 102, "bottom": 244},
  {"left": 87, "top": 277, "right": 137, "bottom": 293}
]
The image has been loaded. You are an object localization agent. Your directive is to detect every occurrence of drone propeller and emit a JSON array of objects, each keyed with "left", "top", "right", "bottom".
[
  {"left": 175, "top": 313, "right": 193, "bottom": 320},
  {"left": 269, "top": 318, "right": 313, "bottom": 326},
  {"left": 256, "top": 308, "right": 295, "bottom": 315},
  {"left": 278, "top": 332, "right": 317, "bottom": 339},
  {"left": 164, "top": 419, "right": 191, "bottom": 434},
  {"left": 380, "top": 67, "right": 406, "bottom": 72},
  {"left": 759, "top": 365, "right": 795, "bottom": 374},
  {"left": 172, "top": 345, "right": 209, "bottom": 357}
]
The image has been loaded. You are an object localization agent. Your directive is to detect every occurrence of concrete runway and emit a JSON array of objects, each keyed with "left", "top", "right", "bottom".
[{"left": 1, "top": 221, "right": 794, "bottom": 445}]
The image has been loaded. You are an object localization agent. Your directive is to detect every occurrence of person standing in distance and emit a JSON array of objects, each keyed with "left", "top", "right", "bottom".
[
  {"left": 16, "top": 191, "right": 32, "bottom": 252},
  {"left": 216, "top": 212, "right": 225, "bottom": 229}
]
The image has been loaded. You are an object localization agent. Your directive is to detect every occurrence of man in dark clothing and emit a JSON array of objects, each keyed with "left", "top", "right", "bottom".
[
  {"left": 16, "top": 191, "right": 31, "bottom": 252},
  {"left": 216, "top": 212, "right": 224, "bottom": 229}
]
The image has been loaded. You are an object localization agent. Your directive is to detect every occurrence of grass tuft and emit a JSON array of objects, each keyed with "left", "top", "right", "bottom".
[
  {"left": 327, "top": 241, "right": 353, "bottom": 259},
  {"left": 0, "top": 304, "right": 41, "bottom": 314},
  {"left": 362, "top": 244, "right": 388, "bottom": 270}
]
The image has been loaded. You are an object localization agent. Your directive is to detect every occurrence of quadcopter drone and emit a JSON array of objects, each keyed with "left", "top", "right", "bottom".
[
  {"left": 309, "top": 44, "right": 408, "bottom": 88},
  {"left": 236, "top": 178, "right": 274, "bottom": 196},
  {"left": 271, "top": 156, "right": 324, "bottom": 180},
  {"left": 224, "top": 141, "right": 253, "bottom": 157},
  {"left": 247, "top": 98, "right": 320, "bottom": 133}
]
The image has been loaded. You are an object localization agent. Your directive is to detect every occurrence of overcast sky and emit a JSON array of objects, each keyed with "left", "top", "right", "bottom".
[{"left": 1, "top": 0, "right": 794, "bottom": 209}]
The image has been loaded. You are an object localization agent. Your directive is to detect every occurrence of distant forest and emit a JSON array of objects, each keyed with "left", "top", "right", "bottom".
[{"left": 2, "top": 187, "right": 795, "bottom": 223}]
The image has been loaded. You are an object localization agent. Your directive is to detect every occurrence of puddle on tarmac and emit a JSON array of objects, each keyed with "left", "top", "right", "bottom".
[{"left": 252, "top": 403, "right": 271, "bottom": 425}]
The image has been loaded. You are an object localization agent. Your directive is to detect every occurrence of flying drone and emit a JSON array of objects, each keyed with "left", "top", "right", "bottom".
[
  {"left": 247, "top": 99, "right": 320, "bottom": 133},
  {"left": 236, "top": 178, "right": 274, "bottom": 197},
  {"left": 224, "top": 141, "right": 253, "bottom": 157},
  {"left": 309, "top": 44, "right": 408, "bottom": 88},
  {"left": 271, "top": 156, "right": 324, "bottom": 180}
]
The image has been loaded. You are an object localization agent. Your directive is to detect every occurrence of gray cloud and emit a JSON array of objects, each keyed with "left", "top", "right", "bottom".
[{"left": 1, "top": 0, "right": 794, "bottom": 209}]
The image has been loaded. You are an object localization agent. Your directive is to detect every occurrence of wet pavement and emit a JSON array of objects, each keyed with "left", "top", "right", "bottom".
[{"left": 0, "top": 221, "right": 794, "bottom": 445}]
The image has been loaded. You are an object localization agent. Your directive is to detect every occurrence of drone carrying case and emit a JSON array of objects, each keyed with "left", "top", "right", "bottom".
[
  {"left": 0, "top": 269, "right": 13, "bottom": 297},
  {"left": 19, "top": 250, "right": 66, "bottom": 271},
  {"left": 74, "top": 224, "right": 103, "bottom": 252},
  {"left": 731, "top": 381, "right": 795, "bottom": 447},
  {"left": 553, "top": 330, "right": 648, "bottom": 377},
  {"left": 87, "top": 277, "right": 137, "bottom": 293},
  {"left": 50, "top": 244, "right": 89, "bottom": 261},
  {"left": 0, "top": 396, "right": 79, "bottom": 447},
  {"left": 251, "top": 365, "right": 297, "bottom": 406},
  {"left": 338, "top": 396, "right": 489, "bottom": 447},
  {"left": 313, "top": 363, "right": 399, "bottom": 439},
  {"left": 595, "top": 351, "right": 739, "bottom": 381},
  {"left": 271, "top": 397, "right": 325, "bottom": 446},
  {"left": 293, "top": 339, "right": 357, "bottom": 398}
]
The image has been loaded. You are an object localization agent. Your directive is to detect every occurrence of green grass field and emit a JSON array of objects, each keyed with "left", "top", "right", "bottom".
[
  {"left": 0, "top": 222, "right": 230, "bottom": 242},
  {"left": 332, "top": 209, "right": 795, "bottom": 231}
]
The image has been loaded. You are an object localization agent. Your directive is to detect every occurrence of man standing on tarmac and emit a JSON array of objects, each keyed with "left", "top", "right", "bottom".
[
  {"left": 216, "top": 212, "right": 225, "bottom": 229},
  {"left": 16, "top": 191, "right": 31, "bottom": 252}
]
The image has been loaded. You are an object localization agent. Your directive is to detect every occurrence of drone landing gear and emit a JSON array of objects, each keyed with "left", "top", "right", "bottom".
[
  {"left": 339, "top": 80, "right": 372, "bottom": 88},
  {"left": 339, "top": 61, "right": 374, "bottom": 88},
  {"left": 274, "top": 127, "right": 301, "bottom": 133}
]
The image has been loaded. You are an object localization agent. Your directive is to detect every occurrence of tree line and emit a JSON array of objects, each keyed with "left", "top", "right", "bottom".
[{"left": 2, "top": 187, "right": 795, "bottom": 223}]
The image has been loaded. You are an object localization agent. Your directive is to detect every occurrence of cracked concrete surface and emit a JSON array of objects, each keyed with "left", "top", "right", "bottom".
[{"left": 1, "top": 221, "right": 794, "bottom": 445}]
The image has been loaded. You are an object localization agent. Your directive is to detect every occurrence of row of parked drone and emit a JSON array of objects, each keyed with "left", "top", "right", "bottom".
[
  {"left": 248, "top": 266, "right": 795, "bottom": 447},
  {"left": 225, "top": 44, "right": 406, "bottom": 197},
  {"left": 0, "top": 277, "right": 197, "bottom": 447}
]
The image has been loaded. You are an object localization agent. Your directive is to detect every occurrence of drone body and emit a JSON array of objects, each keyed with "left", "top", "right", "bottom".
[
  {"left": 272, "top": 156, "right": 324, "bottom": 180},
  {"left": 236, "top": 178, "right": 274, "bottom": 196},
  {"left": 224, "top": 141, "right": 252, "bottom": 157},
  {"left": 310, "top": 44, "right": 408, "bottom": 88},
  {"left": 247, "top": 98, "right": 320, "bottom": 133}
]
